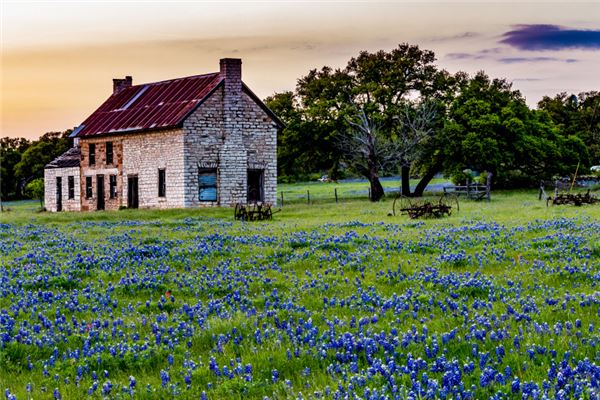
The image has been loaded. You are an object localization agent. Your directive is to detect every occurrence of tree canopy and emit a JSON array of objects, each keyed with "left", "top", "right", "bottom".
[
  {"left": 268, "top": 44, "right": 597, "bottom": 197},
  {"left": 441, "top": 72, "right": 585, "bottom": 187},
  {"left": 538, "top": 91, "right": 600, "bottom": 164},
  {"left": 1, "top": 130, "right": 72, "bottom": 201}
]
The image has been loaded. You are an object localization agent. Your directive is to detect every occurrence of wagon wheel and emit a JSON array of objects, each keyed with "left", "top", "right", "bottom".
[
  {"left": 248, "top": 204, "right": 258, "bottom": 221},
  {"left": 442, "top": 193, "right": 459, "bottom": 213},
  {"left": 263, "top": 207, "right": 273, "bottom": 220},
  {"left": 392, "top": 193, "right": 403, "bottom": 216},
  {"left": 234, "top": 203, "right": 247, "bottom": 221},
  {"left": 397, "top": 196, "right": 413, "bottom": 216}
]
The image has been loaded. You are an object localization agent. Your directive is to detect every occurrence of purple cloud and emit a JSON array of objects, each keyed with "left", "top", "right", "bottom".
[
  {"left": 445, "top": 52, "right": 578, "bottom": 64},
  {"left": 501, "top": 24, "right": 600, "bottom": 50}
]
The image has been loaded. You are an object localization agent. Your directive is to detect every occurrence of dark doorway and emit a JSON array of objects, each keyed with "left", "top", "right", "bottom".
[
  {"left": 96, "top": 175, "right": 105, "bottom": 210},
  {"left": 56, "top": 177, "right": 62, "bottom": 212},
  {"left": 127, "top": 176, "right": 139, "bottom": 209},
  {"left": 247, "top": 169, "right": 264, "bottom": 203}
]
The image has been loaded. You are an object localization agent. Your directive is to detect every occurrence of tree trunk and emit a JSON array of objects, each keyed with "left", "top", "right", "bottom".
[
  {"left": 412, "top": 159, "right": 443, "bottom": 197},
  {"left": 401, "top": 165, "right": 411, "bottom": 196},
  {"left": 368, "top": 167, "right": 385, "bottom": 202}
]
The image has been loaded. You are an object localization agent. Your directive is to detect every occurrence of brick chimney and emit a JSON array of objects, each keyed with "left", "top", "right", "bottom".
[{"left": 113, "top": 76, "right": 132, "bottom": 94}]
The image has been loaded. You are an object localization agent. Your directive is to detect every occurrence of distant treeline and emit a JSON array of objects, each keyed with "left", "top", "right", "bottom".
[
  {"left": 265, "top": 43, "right": 599, "bottom": 198},
  {"left": 1, "top": 131, "right": 72, "bottom": 200},
  {"left": 2, "top": 43, "right": 599, "bottom": 201}
]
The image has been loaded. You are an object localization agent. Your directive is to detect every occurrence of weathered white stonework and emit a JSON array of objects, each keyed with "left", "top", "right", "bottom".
[
  {"left": 44, "top": 58, "right": 280, "bottom": 212},
  {"left": 122, "top": 129, "right": 186, "bottom": 209},
  {"left": 44, "top": 167, "right": 81, "bottom": 212}
]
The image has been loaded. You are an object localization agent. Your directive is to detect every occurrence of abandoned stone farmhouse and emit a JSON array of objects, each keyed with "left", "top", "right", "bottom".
[{"left": 44, "top": 58, "right": 282, "bottom": 212}]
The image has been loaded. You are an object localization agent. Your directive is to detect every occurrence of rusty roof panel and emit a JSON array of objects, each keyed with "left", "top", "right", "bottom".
[{"left": 75, "top": 73, "right": 223, "bottom": 137}]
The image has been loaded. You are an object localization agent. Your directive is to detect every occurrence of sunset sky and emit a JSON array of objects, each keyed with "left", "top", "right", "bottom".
[{"left": 2, "top": 0, "right": 600, "bottom": 140}]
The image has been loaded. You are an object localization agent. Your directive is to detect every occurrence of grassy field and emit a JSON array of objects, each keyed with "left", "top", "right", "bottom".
[
  {"left": 277, "top": 178, "right": 449, "bottom": 205},
  {"left": 1, "top": 188, "right": 599, "bottom": 399}
]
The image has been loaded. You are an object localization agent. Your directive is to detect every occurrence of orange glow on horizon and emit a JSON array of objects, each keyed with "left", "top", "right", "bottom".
[{"left": 2, "top": 1, "right": 599, "bottom": 140}]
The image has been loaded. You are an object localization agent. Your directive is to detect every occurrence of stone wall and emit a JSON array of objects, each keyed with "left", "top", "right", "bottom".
[
  {"left": 80, "top": 138, "right": 123, "bottom": 211},
  {"left": 44, "top": 167, "right": 81, "bottom": 212},
  {"left": 122, "top": 129, "right": 185, "bottom": 209},
  {"left": 183, "top": 87, "right": 278, "bottom": 206},
  {"left": 218, "top": 58, "right": 248, "bottom": 206},
  {"left": 183, "top": 87, "right": 224, "bottom": 207},
  {"left": 240, "top": 92, "right": 278, "bottom": 205},
  {"left": 79, "top": 129, "right": 185, "bottom": 210}
]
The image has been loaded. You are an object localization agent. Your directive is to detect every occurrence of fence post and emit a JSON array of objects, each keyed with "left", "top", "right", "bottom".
[
  {"left": 334, "top": 188, "right": 338, "bottom": 203},
  {"left": 280, "top": 192, "right": 284, "bottom": 207},
  {"left": 368, "top": 187, "right": 371, "bottom": 200},
  {"left": 466, "top": 177, "right": 469, "bottom": 198},
  {"left": 307, "top": 190, "right": 310, "bottom": 205}
]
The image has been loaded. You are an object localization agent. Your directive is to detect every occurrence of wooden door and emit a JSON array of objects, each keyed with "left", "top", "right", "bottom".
[
  {"left": 56, "top": 177, "right": 62, "bottom": 212},
  {"left": 96, "top": 175, "right": 105, "bottom": 210},
  {"left": 127, "top": 176, "right": 139, "bottom": 208}
]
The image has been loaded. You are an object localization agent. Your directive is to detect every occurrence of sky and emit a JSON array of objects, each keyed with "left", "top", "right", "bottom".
[{"left": 2, "top": 0, "right": 600, "bottom": 140}]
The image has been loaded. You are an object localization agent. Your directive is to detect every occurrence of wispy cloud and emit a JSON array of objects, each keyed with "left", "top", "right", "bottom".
[
  {"left": 445, "top": 52, "right": 486, "bottom": 60},
  {"left": 500, "top": 24, "right": 600, "bottom": 50},
  {"left": 445, "top": 50, "right": 578, "bottom": 64},
  {"left": 512, "top": 78, "right": 543, "bottom": 82},
  {"left": 499, "top": 56, "right": 579, "bottom": 64},
  {"left": 429, "top": 31, "right": 481, "bottom": 42}
]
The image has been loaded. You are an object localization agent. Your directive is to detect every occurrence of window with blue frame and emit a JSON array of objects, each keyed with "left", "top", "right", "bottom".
[{"left": 198, "top": 169, "right": 217, "bottom": 201}]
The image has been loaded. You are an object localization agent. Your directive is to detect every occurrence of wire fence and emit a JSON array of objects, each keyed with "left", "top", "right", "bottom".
[
  {"left": 275, "top": 179, "right": 454, "bottom": 206},
  {"left": 277, "top": 186, "right": 403, "bottom": 206}
]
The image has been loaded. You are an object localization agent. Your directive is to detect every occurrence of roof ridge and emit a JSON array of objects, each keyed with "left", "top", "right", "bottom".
[{"left": 128, "top": 72, "right": 221, "bottom": 89}]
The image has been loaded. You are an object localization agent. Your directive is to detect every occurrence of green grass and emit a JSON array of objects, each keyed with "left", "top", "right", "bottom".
[
  {"left": 1, "top": 185, "right": 599, "bottom": 399},
  {"left": 277, "top": 177, "right": 448, "bottom": 204}
]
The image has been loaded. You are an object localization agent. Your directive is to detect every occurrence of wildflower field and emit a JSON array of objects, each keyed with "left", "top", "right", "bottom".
[{"left": 1, "top": 192, "right": 599, "bottom": 399}]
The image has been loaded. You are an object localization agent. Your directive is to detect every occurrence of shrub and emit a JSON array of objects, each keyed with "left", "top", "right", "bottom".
[{"left": 24, "top": 178, "right": 44, "bottom": 208}]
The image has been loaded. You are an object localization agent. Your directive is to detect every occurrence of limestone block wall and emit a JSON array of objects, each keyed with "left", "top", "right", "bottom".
[
  {"left": 122, "top": 129, "right": 186, "bottom": 209},
  {"left": 183, "top": 87, "right": 224, "bottom": 207},
  {"left": 44, "top": 167, "right": 81, "bottom": 212},
  {"left": 240, "top": 92, "right": 278, "bottom": 205},
  {"left": 80, "top": 138, "right": 123, "bottom": 211},
  {"left": 183, "top": 87, "right": 278, "bottom": 207}
]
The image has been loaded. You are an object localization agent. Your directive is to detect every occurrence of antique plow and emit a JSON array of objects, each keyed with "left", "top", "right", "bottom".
[
  {"left": 234, "top": 203, "right": 279, "bottom": 221},
  {"left": 392, "top": 194, "right": 459, "bottom": 219}
]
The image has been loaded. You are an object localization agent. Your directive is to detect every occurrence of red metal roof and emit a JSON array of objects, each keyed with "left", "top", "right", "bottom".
[{"left": 74, "top": 73, "right": 223, "bottom": 137}]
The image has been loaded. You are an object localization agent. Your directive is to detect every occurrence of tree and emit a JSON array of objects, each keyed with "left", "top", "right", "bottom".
[
  {"left": 1, "top": 137, "right": 30, "bottom": 199},
  {"left": 395, "top": 99, "right": 445, "bottom": 196},
  {"left": 441, "top": 72, "right": 582, "bottom": 187},
  {"left": 24, "top": 178, "right": 44, "bottom": 208},
  {"left": 338, "top": 106, "right": 396, "bottom": 201},
  {"left": 538, "top": 91, "right": 600, "bottom": 165},
  {"left": 265, "top": 92, "right": 338, "bottom": 181},
  {"left": 286, "top": 43, "right": 453, "bottom": 196},
  {"left": 14, "top": 131, "right": 72, "bottom": 192}
]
